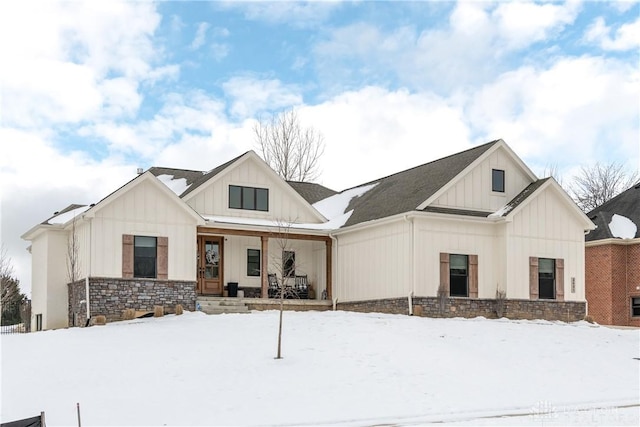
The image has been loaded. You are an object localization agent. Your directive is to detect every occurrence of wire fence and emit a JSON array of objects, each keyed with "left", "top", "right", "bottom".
[{"left": 1, "top": 300, "right": 31, "bottom": 334}]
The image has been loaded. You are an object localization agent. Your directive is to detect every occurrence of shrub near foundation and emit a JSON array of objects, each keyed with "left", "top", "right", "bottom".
[
  {"left": 94, "top": 315, "right": 107, "bottom": 325},
  {"left": 122, "top": 309, "right": 136, "bottom": 320},
  {"left": 175, "top": 304, "right": 183, "bottom": 315},
  {"left": 154, "top": 306, "right": 164, "bottom": 318}
]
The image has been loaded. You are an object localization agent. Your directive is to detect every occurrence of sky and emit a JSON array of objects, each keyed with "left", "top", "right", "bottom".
[
  {"left": 1, "top": 0, "right": 639, "bottom": 295},
  {"left": 2, "top": 311, "right": 639, "bottom": 425}
]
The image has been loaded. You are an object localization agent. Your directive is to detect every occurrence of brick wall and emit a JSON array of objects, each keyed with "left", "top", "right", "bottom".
[
  {"left": 338, "top": 297, "right": 586, "bottom": 322},
  {"left": 586, "top": 242, "right": 640, "bottom": 327},
  {"left": 69, "top": 277, "right": 196, "bottom": 324}
]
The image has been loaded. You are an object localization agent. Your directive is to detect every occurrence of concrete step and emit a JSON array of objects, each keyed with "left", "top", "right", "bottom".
[{"left": 197, "top": 298, "right": 251, "bottom": 315}]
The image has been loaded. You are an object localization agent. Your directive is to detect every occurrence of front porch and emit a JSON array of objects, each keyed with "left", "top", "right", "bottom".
[
  {"left": 196, "top": 296, "right": 333, "bottom": 314},
  {"left": 196, "top": 226, "right": 332, "bottom": 300}
]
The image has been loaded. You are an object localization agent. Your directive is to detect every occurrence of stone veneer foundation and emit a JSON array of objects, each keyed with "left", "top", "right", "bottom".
[
  {"left": 337, "top": 297, "right": 586, "bottom": 322},
  {"left": 69, "top": 278, "right": 196, "bottom": 325}
]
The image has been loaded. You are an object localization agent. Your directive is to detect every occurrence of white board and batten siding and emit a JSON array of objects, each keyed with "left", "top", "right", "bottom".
[
  {"left": 413, "top": 216, "right": 500, "bottom": 299},
  {"left": 222, "top": 236, "right": 327, "bottom": 295},
  {"left": 184, "top": 155, "right": 323, "bottom": 224},
  {"left": 335, "top": 219, "right": 412, "bottom": 302},
  {"left": 432, "top": 146, "right": 533, "bottom": 212},
  {"left": 29, "top": 229, "right": 69, "bottom": 330},
  {"left": 88, "top": 178, "right": 199, "bottom": 281},
  {"left": 506, "top": 186, "right": 586, "bottom": 301}
]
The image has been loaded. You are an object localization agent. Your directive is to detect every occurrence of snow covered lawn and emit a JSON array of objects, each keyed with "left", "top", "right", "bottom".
[{"left": 2, "top": 311, "right": 639, "bottom": 426}]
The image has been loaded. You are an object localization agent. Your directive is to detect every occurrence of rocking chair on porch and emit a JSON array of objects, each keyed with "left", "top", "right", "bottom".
[{"left": 268, "top": 274, "right": 279, "bottom": 298}]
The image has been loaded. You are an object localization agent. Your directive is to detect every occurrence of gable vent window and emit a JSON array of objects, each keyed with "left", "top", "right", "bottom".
[
  {"left": 492, "top": 169, "right": 505, "bottom": 193},
  {"left": 229, "top": 185, "right": 269, "bottom": 211}
]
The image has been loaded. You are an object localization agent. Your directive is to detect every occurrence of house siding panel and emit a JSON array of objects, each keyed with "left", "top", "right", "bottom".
[
  {"left": 90, "top": 179, "right": 198, "bottom": 281},
  {"left": 185, "top": 156, "right": 322, "bottom": 223},
  {"left": 433, "top": 147, "right": 532, "bottom": 212}
]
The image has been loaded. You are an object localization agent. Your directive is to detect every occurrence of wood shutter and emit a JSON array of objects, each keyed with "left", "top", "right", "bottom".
[
  {"left": 157, "top": 237, "right": 168, "bottom": 280},
  {"left": 555, "top": 258, "right": 564, "bottom": 301},
  {"left": 529, "top": 257, "right": 538, "bottom": 300},
  {"left": 439, "top": 253, "right": 450, "bottom": 295},
  {"left": 122, "top": 234, "right": 134, "bottom": 279},
  {"left": 469, "top": 255, "right": 478, "bottom": 298}
]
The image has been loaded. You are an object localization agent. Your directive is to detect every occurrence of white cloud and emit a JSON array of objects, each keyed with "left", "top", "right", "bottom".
[
  {"left": 467, "top": 56, "right": 640, "bottom": 175},
  {"left": 222, "top": 76, "right": 302, "bottom": 118},
  {"left": 190, "top": 22, "right": 210, "bottom": 50},
  {"left": 584, "top": 16, "right": 640, "bottom": 51},
  {"left": 299, "top": 86, "right": 471, "bottom": 190},
  {"left": 0, "top": 0, "right": 167, "bottom": 127},
  {"left": 493, "top": 1, "right": 581, "bottom": 50}
]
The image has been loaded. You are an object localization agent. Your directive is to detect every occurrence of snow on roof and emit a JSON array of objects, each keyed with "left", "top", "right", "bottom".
[
  {"left": 608, "top": 214, "right": 637, "bottom": 239},
  {"left": 47, "top": 205, "right": 90, "bottom": 225},
  {"left": 203, "top": 183, "right": 378, "bottom": 231},
  {"left": 488, "top": 204, "right": 513, "bottom": 218},
  {"left": 313, "top": 183, "right": 378, "bottom": 219},
  {"left": 156, "top": 174, "right": 191, "bottom": 196}
]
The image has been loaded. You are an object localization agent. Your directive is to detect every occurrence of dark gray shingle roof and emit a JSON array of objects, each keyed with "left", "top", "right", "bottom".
[
  {"left": 489, "top": 178, "right": 550, "bottom": 218},
  {"left": 586, "top": 183, "right": 640, "bottom": 241},
  {"left": 178, "top": 152, "right": 248, "bottom": 197},
  {"left": 287, "top": 181, "right": 337, "bottom": 204},
  {"left": 340, "top": 140, "right": 501, "bottom": 227}
]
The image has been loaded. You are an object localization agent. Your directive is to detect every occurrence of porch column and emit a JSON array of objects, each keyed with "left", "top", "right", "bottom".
[
  {"left": 326, "top": 238, "right": 332, "bottom": 300},
  {"left": 261, "top": 236, "right": 269, "bottom": 298}
]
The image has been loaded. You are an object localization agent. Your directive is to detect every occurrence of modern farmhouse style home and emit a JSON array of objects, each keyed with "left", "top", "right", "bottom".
[{"left": 22, "top": 139, "right": 595, "bottom": 331}]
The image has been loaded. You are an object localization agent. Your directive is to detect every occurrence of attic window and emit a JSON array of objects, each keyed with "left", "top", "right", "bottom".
[
  {"left": 492, "top": 169, "right": 505, "bottom": 193},
  {"left": 229, "top": 185, "right": 269, "bottom": 211}
]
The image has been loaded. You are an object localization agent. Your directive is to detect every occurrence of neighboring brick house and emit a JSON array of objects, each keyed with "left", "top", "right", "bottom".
[{"left": 585, "top": 183, "right": 640, "bottom": 327}]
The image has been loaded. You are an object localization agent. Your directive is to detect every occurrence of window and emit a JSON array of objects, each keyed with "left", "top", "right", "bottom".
[
  {"left": 283, "top": 251, "right": 295, "bottom": 278},
  {"left": 229, "top": 185, "right": 269, "bottom": 211},
  {"left": 632, "top": 297, "right": 640, "bottom": 317},
  {"left": 449, "top": 254, "right": 469, "bottom": 297},
  {"left": 134, "top": 236, "right": 157, "bottom": 278},
  {"left": 247, "top": 249, "right": 261, "bottom": 277},
  {"left": 492, "top": 169, "right": 505, "bottom": 192},
  {"left": 35, "top": 314, "right": 42, "bottom": 332},
  {"left": 538, "top": 258, "right": 555, "bottom": 299}
]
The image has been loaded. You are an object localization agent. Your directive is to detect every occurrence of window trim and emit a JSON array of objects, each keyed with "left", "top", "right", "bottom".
[
  {"left": 440, "top": 253, "right": 478, "bottom": 298},
  {"left": 134, "top": 236, "right": 158, "bottom": 279},
  {"left": 632, "top": 297, "right": 640, "bottom": 317},
  {"left": 247, "top": 248, "right": 261, "bottom": 277},
  {"left": 123, "top": 234, "right": 168, "bottom": 280},
  {"left": 449, "top": 254, "right": 469, "bottom": 297},
  {"left": 529, "top": 257, "right": 564, "bottom": 301},
  {"left": 229, "top": 185, "right": 269, "bottom": 212},
  {"left": 492, "top": 169, "right": 505, "bottom": 193}
]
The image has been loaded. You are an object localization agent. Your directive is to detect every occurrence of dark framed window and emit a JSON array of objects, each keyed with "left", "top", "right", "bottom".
[
  {"left": 229, "top": 185, "right": 269, "bottom": 211},
  {"left": 449, "top": 254, "right": 469, "bottom": 297},
  {"left": 247, "top": 249, "right": 261, "bottom": 277},
  {"left": 632, "top": 297, "right": 640, "bottom": 317},
  {"left": 35, "top": 314, "right": 42, "bottom": 331},
  {"left": 134, "top": 236, "right": 157, "bottom": 278},
  {"left": 283, "top": 251, "right": 295, "bottom": 278},
  {"left": 538, "top": 258, "right": 555, "bottom": 299},
  {"left": 492, "top": 169, "right": 505, "bottom": 192}
]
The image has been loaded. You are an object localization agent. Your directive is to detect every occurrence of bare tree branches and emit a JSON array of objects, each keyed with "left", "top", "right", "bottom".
[
  {"left": 254, "top": 109, "right": 325, "bottom": 182},
  {"left": 67, "top": 215, "right": 80, "bottom": 284},
  {"left": 569, "top": 162, "right": 639, "bottom": 212}
]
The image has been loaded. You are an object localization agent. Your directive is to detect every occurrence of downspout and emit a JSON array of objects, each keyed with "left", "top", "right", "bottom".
[
  {"left": 404, "top": 214, "right": 415, "bottom": 316},
  {"left": 329, "top": 232, "right": 338, "bottom": 311},
  {"left": 85, "top": 216, "right": 92, "bottom": 321}
]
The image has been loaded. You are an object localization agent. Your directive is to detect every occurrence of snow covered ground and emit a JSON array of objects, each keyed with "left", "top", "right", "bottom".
[{"left": 1, "top": 311, "right": 638, "bottom": 426}]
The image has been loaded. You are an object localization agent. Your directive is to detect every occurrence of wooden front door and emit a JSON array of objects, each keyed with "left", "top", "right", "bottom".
[{"left": 197, "top": 236, "right": 223, "bottom": 295}]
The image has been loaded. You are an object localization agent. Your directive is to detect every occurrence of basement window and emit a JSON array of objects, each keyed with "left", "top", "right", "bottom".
[{"left": 632, "top": 297, "right": 640, "bottom": 317}]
